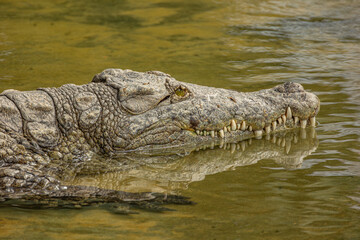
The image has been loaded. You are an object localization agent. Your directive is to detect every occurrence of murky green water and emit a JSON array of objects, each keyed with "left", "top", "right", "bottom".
[{"left": 1, "top": 0, "right": 360, "bottom": 239}]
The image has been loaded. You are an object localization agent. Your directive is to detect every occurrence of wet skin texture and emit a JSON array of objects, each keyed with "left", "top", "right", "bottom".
[{"left": 0, "top": 68, "right": 320, "bottom": 211}]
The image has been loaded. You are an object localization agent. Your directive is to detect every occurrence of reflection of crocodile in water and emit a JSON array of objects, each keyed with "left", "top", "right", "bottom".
[
  {"left": 70, "top": 128, "right": 319, "bottom": 193},
  {"left": 0, "top": 68, "right": 320, "bottom": 212}
]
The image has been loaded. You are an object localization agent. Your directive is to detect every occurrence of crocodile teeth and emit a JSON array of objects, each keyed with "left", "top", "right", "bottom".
[
  {"left": 254, "top": 130, "right": 263, "bottom": 138},
  {"left": 286, "top": 107, "right": 292, "bottom": 119},
  {"left": 223, "top": 126, "right": 228, "bottom": 133},
  {"left": 300, "top": 119, "right": 307, "bottom": 128},
  {"left": 231, "top": 120, "right": 237, "bottom": 131},
  {"left": 277, "top": 117, "right": 282, "bottom": 125},
  {"left": 219, "top": 129, "right": 225, "bottom": 138},
  {"left": 196, "top": 130, "right": 200, "bottom": 135},
  {"left": 237, "top": 123, "right": 241, "bottom": 130},
  {"left": 230, "top": 143, "right": 236, "bottom": 154},
  {"left": 310, "top": 116, "right": 316, "bottom": 127},
  {"left": 310, "top": 127, "right": 316, "bottom": 138},
  {"left": 286, "top": 142, "right": 291, "bottom": 154},
  {"left": 300, "top": 128, "right": 307, "bottom": 139},
  {"left": 210, "top": 130, "right": 215, "bottom": 138},
  {"left": 248, "top": 126, "right": 252, "bottom": 131},
  {"left": 265, "top": 126, "right": 271, "bottom": 134},
  {"left": 227, "top": 126, "right": 231, "bottom": 132},
  {"left": 282, "top": 115, "right": 287, "bottom": 124},
  {"left": 272, "top": 121, "right": 277, "bottom": 131},
  {"left": 240, "top": 121, "right": 246, "bottom": 131},
  {"left": 294, "top": 116, "right": 299, "bottom": 125},
  {"left": 281, "top": 138, "right": 286, "bottom": 147},
  {"left": 240, "top": 141, "right": 246, "bottom": 151}
]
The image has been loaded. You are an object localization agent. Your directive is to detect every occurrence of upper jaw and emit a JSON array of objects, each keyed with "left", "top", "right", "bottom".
[{"left": 182, "top": 82, "right": 320, "bottom": 140}]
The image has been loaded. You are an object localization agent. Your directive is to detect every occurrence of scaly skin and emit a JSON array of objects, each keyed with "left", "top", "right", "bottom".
[{"left": 0, "top": 68, "right": 320, "bottom": 210}]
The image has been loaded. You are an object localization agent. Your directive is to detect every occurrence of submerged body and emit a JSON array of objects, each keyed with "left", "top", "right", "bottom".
[{"left": 0, "top": 68, "right": 320, "bottom": 208}]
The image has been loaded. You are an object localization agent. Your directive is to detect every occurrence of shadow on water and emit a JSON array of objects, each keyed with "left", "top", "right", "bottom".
[{"left": 0, "top": 128, "right": 319, "bottom": 214}]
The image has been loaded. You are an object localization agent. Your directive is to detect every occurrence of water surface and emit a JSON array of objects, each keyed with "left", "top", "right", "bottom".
[{"left": 0, "top": 0, "right": 360, "bottom": 239}]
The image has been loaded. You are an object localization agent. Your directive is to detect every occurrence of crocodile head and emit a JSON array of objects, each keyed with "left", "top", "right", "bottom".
[{"left": 92, "top": 69, "right": 320, "bottom": 151}]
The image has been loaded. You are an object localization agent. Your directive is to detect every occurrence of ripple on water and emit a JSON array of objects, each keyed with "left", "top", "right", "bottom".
[{"left": 0, "top": 0, "right": 360, "bottom": 239}]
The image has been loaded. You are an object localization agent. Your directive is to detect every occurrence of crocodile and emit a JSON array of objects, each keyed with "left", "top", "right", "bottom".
[{"left": 0, "top": 68, "right": 320, "bottom": 211}]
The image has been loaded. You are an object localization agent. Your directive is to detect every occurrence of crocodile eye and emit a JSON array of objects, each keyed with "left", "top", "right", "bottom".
[{"left": 175, "top": 86, "right": 187, "bottom": 97}]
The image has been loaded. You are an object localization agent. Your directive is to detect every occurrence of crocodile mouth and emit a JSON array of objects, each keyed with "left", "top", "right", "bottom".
[
  {"left": 118, "top": 80, "right": 320, "bottom": 150},
  {"left": 126, "top": 105, "right": 318, "bottom": 151},
  {"left": 188, "top": 106, "right": 316, "bottom": 139}
]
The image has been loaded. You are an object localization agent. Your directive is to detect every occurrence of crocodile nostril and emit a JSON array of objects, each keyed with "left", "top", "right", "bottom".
[
  {"left": 274, "top": 82, "right": 305, "bottom": 93},
  {"left": 228, "top": 97, "right": 237, "bottom": 103}
]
